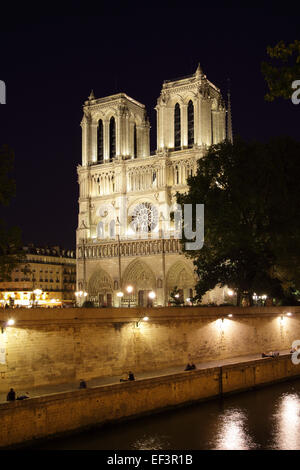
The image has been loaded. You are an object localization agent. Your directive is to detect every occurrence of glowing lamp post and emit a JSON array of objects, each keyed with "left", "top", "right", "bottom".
[
  {"left": 1, "top": 318, "right": 15, "bottom": 334},
  {"left": 75, "top": 290, "right": 88, "bottom": 307},
  {"left": 116, "top": 291, "right": 124, "bottom": 308},
  {"left": 33, "top": 289, "right": 43, "bottom": 307},
  {"left": 148, "top": 291, "right": 156, "bottom": 307},
  {"left": 126, "top": 285, "right": 133, "bottom": 308}
]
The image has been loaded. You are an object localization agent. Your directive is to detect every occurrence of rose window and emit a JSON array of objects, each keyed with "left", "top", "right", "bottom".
[{"left": 131, "top": 202, "right": 158, "bottom": 233}]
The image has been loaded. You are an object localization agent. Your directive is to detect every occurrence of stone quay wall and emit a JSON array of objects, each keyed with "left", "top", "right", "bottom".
[
  {"left": 0, "top": 306, "right": 300, "bottom": 392},
  {"left": 1, "top": 353, "right": 300, "bottom": 448}
]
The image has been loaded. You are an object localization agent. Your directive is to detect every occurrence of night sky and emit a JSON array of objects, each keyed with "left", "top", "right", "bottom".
[{"left": 0, "top": 10, "right": 299, "bottom": 249}]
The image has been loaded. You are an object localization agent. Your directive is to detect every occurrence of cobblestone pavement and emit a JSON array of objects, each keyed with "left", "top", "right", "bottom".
[{"left": 0, "top": 349, "right": 291, "bottom": 404}]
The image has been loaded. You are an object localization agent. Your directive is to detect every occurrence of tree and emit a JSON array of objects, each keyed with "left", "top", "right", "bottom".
[
  {"left": 169, "top": 286, "right": 184, "bottom": 306},
  {"left": 0, "top": 145, "right": 24, "bottom": 280},
  {"left": 176, "top": 137, "right": 300, "bottom": 306},
  {"left": 262, "top": 40, "right": 300, "bottom": 101}
]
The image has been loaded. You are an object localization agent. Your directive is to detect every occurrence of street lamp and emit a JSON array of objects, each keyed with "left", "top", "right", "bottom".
[
  {"left": 33, "top": 288, "right": 43, "bottom": 307},
  {"left": 1, "top": 318, "right": 15, "bottom": 334},
  {"left": 135, "top": 316, "right": 149, "bottom": 328},
  {"left": 148, "top": 291, "right": 156, "bottom": 307},
  {"left": 126, "top": 285, "right": 133, "bottom": 308},
  {"left": 116, "top": 291, "right": 124, "bottom": 307},
  {"left": 75, "top": 291, "right": 88, "bottom": 306}
]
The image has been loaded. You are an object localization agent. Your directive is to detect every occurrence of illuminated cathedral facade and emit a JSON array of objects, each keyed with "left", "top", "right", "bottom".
[{"left": 76, "top": 65, "right": 230, "bottom": 307}]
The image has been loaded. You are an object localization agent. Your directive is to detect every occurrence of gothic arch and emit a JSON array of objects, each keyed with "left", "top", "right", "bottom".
[
  {"left": 122, "top": 259, "right": 156, "bottom": 290},
  {"left": 187, "top": 100, "right": 194, "bottom": 147},
  {"left": 174, "top": 103, "right": 181, "bottom": 149},
  {"left": 183, "top": 91, "right": 197, "bottom": 105},
  {"left": 103, "top": 108, "right": 117, "bottom": 120},
  {"left": 88, "top": 268, "right": 113, "bottom": 296},
  {"left": 92, "top": 112, "right": 105, "bottom": 123},
  {"left": 97, "top": 119, "right": 104, "bottom": 163},
  {"left": 109, "top": 116, "right": 116, "bottom": 161},
  {"left": 170, "top": 94, "right": 184, "bottom": 105},
  {"left": 166, "top": 261, "right": 195, "bottom": 289}
]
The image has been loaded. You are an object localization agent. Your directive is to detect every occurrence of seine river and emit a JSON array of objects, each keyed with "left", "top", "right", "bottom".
[{"left": 30, "top": 379, "right": 300, "bottom": 450}]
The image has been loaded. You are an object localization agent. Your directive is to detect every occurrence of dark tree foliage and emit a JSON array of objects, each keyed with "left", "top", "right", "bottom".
[
  {"left": 262, "top": 40, "right": 300, "bottom": 101},
  {"left": 177, "top": 137, "right": 300, "bottom": 306},
  {"left": 169, "top": 286, "right": 184, "bottom": 306},
  {"left": 0, "top": 145, "right": 24, "bottom": 280}
]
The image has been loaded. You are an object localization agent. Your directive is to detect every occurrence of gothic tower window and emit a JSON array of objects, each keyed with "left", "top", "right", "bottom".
[
  {"left": 109, "top": 116, "right": 116, "bottom": 161},
  {"left": 175, "top": 165, "right": 179, "bottom": 184},
  {"left": 188, "top": 100, "right": 194, "bottom": 147},
  {"left": 134, "top": 123, "right": 137, "bottom": 158},
  {"left": 174, "top": 103, "right": 181, "bottom": 149},
  {"left": 97, "top": 119, "right": 104, "bottom": 163}
]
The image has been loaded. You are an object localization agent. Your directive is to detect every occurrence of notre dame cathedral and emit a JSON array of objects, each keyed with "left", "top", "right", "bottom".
[{"left": 76, "top": 64, "right": 230, "bottom": 307}]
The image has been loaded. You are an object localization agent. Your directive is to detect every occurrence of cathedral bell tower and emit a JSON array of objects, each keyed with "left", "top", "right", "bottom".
[
  {"left": 155, "top": 64, "right": 226, "bottom": 151},
  {"left": 81, "top": 92, "right": 150, "bottom": 166}
]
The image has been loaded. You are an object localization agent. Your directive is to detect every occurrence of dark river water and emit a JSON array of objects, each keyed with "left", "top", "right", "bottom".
[{"left": 29, "top": 379, "right": 300, "bottom": 450}]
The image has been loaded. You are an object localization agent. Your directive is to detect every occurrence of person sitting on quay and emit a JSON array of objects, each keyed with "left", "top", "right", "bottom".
[
  {"left": 79, "top": 379, "right": 87, "bottom": 389},
  {"left": 6, "top": 388, "right": 16, "bottom": 401},
  {"left": 120, "top": 371, "right": 135, "bottom": 382},
  {"left": 16, "top": 392, "right": 29, "bottom": 400},
  {"left": 262, "top": 351, "right": 280, "bottom": 358},
  {"left": 128, "top": 371, "right": 135, "bottom": 381},
  {"left": 262, "top": 351, "right": 273, "bottom": 358},
  {"left": 185, "top": 363, "right": 196, "bottom": 371}
]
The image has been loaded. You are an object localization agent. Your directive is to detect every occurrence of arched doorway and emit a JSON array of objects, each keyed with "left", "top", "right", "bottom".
[
  {"left": 166, "top": 261, "right": 196, "bottom": 304},
  {"left": 88, "top": 268, "right": 113, "bottom": 307},
  {"left": 122, "top": 259, "right": 156, "bottom": 307}
]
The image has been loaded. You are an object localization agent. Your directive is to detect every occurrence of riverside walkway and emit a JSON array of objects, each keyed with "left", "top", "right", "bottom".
[{"left": 0, "top": 349, "right": 292, "bottom": 404}]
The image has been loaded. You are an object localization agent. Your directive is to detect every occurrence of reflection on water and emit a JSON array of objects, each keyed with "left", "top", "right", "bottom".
[
  {"left": 214, "top": 409, "right": 257, "bottom": 450},
  {"left": 271, "top": 392, "right": 300, "bottom": 450},
  {"left": 30, "top": 379, "right": 300, "bottom": 450},
  {"left": 132, "top": 434, "right": 171, "bottom": 450}
]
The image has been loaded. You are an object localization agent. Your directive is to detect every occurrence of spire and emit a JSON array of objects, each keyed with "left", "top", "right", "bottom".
[
  {"left": 88, "top": 89, "right": 95, "bottom": 101},
  {"left": 227, "top": 79, "right": 233, "bottom": 143},
  {"left": 195, "top": 62, "right": 202, "bottom": 78}
]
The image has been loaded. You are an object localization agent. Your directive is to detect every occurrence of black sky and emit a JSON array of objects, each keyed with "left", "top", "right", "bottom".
[{"left": 0, "top": 10, "right": 299, "bottom": 249}]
